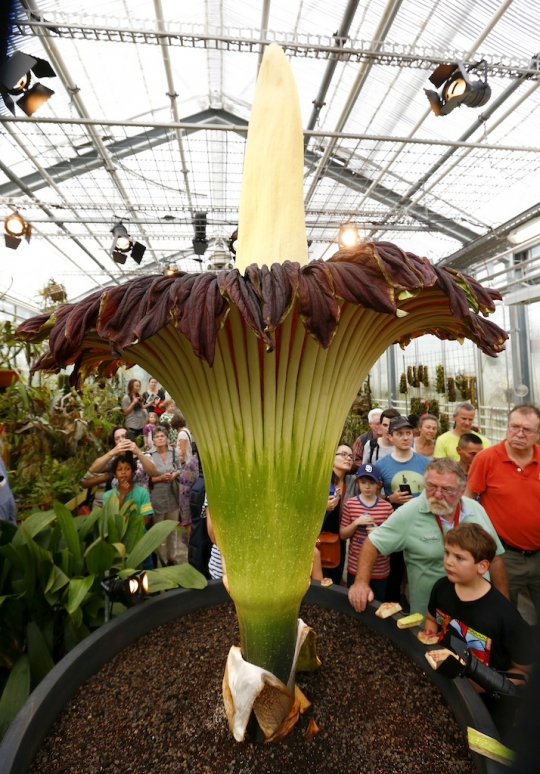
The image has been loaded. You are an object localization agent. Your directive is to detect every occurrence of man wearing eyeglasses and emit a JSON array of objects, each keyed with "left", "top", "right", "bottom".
[
  {"left": 465, "top": 404, "right": 540, "bottom": 622},
  {"left": 348, "top": 458, "right": 507, "bottom": 620}
]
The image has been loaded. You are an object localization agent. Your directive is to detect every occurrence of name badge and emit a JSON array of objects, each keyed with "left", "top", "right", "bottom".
[{"left": 421, "top": 534, "right": 440, "bottom": 542}]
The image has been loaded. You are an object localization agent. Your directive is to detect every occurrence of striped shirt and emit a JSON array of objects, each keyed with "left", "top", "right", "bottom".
[{"left": 341, "top": 495, "right": 393, "bottom": 578}]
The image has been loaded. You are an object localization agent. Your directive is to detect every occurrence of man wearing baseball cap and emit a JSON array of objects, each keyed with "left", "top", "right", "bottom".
[
  {"left": 339, "top": 463, "right": 394, "bottom": 599},
  {"left": 376, "top": 415, "right": 431, "bottom": 604}
]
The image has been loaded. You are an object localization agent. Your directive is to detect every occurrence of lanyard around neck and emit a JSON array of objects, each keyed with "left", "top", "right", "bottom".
[{"left": 434, "top": 502, "right": 461, "bottom": 537}]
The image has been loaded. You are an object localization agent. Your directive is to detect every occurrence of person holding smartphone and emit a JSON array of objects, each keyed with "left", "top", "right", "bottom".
[{"left": 376, "top": 415, "right": 431, "bottom": 606}]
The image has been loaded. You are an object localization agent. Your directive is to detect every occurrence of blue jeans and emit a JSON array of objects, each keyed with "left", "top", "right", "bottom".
[{"left": 347, "top": 573, "right": 387, "bottom": 602}]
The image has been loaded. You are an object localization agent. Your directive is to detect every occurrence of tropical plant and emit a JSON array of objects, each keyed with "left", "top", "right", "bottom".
[
  {"left": 0, "top": 496, "right": 206, "bottom": 739},
  {"left": 16, "top": 44, "right": 507, "bottom": 742}
]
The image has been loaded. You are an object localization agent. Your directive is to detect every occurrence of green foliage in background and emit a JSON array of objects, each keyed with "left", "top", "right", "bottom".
[{"left": 0, "top": 497, "right": 206, "bottom": 739}]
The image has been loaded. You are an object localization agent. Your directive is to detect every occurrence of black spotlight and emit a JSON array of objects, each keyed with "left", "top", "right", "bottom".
[
  {"left": 338, "top": 223, "right": 359, "bottom": 249},
  {"left": 192, "top": 212, "right": 208, "bottom": 256},
  {"left": 0, "top": 50, "right": 56, "bottom": 116},
  {"left": 4, "top": 211, "right": 31, "bottom": 250},
  {"left": 425, "top": 60, "right": 491, "bottom": 117},
  {"left": 101, "top": 570, "right": 149, "bottom": 607},
  {"left": 110, "top": 222, "right": 146, "bottom": 265},
  {"left": 228, "top": 228, "right": 238, "bottom": 255}
]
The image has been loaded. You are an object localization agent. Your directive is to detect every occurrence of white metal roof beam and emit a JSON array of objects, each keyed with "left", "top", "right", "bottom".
[
  {"left": 359, "top": 0, "right": 518, "bottom": 232},
  {"left": 154, "top": 0, "right": 194, "bottom": 216},
  {"left": 304, "top": 0, "right": 405, "bottom": 205},
  {"left": 19, "top": 0, "right": 163, "bottom": 269}
]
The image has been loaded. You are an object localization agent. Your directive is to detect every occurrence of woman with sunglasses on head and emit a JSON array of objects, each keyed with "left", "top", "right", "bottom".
[
  {"left": 122, "top": 378, "right": 147, "bottom": 438},
  {"left": 148, "top": 425, "right": 181, "bottom": 566},
  {"left": 319, "top": 444, "right": 357, "bottom": 585}
]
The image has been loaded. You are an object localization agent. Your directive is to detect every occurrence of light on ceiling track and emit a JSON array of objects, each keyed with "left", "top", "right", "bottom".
[
  {"left": 164, "top": 265, "right": 177, "bottom": 276},
  {"left": 4, "top": 212, "right": 31, "bottom": 250},
  {"left": 338, "top": 223, "right": 359, "bottom": 249},
  {"left": 0, "top": 51, "right": 56, "bottom": 116},
  {"left": 192, "top": 212, "right": 208, "bottom": 258},
  {"left": 110, "top": 222, "right": 146, "bottom": 265},
  {"left": 507, "top": 216, "right": 540, "bottom": 245},
  {"left": 101, "top": 571, "right": 149, "bottom": 607},
  {"left": 424, "top": 60, "right": 491, "bottom": 117}
]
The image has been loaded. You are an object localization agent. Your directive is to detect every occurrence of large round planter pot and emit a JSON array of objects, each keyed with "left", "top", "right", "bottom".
[{"left": 0, "top": 582, "right": 505, "bottom": 774}]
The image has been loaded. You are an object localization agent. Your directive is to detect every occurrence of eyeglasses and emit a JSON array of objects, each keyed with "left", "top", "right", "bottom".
[
  {"left": 425, "top": 483, "right": 459, "bottom": 497},
  {"left": 335, "top": 451, "right": 354, "bottom": 460},
  {"left": 508, "top": 423, "right": 539, "bottom": 436}
]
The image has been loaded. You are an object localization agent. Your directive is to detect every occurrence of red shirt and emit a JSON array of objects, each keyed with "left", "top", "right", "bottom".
[{"left": 467, "top": 440, "right": 540, "bottom": 551}]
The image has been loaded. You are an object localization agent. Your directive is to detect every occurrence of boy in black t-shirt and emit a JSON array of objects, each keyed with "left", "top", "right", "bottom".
[{"left": 425, "top": 523, "right": 534, "bottom": 683}]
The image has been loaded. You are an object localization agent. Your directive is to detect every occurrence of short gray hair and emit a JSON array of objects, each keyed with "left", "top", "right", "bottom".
[
  {"left": 425, "top": 457, "right": 467, "bottom": 488},
  {"left": 368, "top": 408, "right": 383, "bottom": 422},
  {"left": 418, "top": 413, "right": 439, "bottom": 429},
  {"left": 453, "top": 402, "right": 475, "bottom": 416}
]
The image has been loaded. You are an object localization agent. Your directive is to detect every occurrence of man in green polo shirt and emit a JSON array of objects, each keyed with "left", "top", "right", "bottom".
[
  {"left": 348, "top": 458, "right": 508, "bottom": 619},
  {"left": 433, "top": 402, "right": 490, "bottom": 462}
]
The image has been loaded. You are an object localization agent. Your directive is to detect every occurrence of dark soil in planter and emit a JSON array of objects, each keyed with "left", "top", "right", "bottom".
[{"left": 29, "top": 603, "right": 476, "bottom": 774}]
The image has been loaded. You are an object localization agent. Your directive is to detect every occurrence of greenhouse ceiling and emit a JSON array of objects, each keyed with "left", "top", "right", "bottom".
[{"left": 1, "top": 0, "right": 540, "bottom": 310}]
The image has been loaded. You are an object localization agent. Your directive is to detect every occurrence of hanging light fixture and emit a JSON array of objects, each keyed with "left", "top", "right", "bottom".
[
  {"left": 110, "top": 222, "right": 146, "bottom": 265},
  {"left": 101, "top": 571, "right": 149, "bottom": 607},
  {"left": 4, "top": 212, "right": 31, "bottom": 250},
  {"left": 192, "top": 212, "right": 209, "bottom": 256},
  {"left": 424, "top": 60, "right": 491, "bottom": 117},
  {"left": 338, "top": 223, "right": 359, "bottom": 249},
  {"left": 0, "top": 50, "right": 56, "bottom": 116}
]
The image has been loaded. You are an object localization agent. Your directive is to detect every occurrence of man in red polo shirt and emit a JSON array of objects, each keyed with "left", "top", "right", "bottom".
[{"left": 465, "top": 404, "right": 540, "bottom": 622}]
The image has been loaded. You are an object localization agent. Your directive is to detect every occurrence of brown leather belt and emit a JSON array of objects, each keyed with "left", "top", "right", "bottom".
[{"left": 499, "top": 538, "right": 539, "bottom": 557}]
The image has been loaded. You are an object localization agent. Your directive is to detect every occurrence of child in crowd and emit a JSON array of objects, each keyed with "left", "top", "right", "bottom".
[
  {"left": 425, "top": 522, "right": 534, "bottom": 728},
  {"left": 143, "top": 411, "right": 159, "bottom": 450},
  {"left": 340, "top": 463, "right": 393, "bottom": 598}
]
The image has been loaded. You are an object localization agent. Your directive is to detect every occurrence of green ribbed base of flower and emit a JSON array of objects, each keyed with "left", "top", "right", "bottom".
[{"left": 236, "top": 601, "right": 300, "bottom": 687}]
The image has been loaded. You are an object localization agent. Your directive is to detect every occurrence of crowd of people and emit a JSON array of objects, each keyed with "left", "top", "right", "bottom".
[
  {"left": 1, "top": 378, "right": 539, "bottom": 735},
  {"left": 340, "top": 402, "right": 539, "bottom": 736}
]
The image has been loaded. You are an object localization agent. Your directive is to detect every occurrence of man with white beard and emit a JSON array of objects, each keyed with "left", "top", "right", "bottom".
[{"left": 348, "top": 458, "right": 508, "bottom": 620}]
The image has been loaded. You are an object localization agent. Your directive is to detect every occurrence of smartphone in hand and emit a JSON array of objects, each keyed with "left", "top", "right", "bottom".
[{"left": 399, "top": 484, "right": 412, "bottom": 495}]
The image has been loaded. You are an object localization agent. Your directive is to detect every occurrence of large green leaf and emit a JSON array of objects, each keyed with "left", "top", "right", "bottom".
[
  {"left": 20, "top": 524, "right": 53, "bottom": 590},
  {"left": 125, "top": 521, "right": 177, "bottom": 569},
  {"left": 155, "top": 564, "right": 208, "bottom": 590},
  {"left": 27, "top": 621, "right": 55, "bottom": 684},
  {"left": 76, "top": 508, "right": 101, "bottom": 541},
  {"left": 44, "top": 564, "right": 70, "bottom": 605},
  {"left": 107, "top": 513, "right": 120, "bottom": 544},
  {"left": 85, "top": 538, "right": 115, "bottom": 576},
  {"left": 123, "top": 514, "right": 145, "bottom": 556},
  {"left": 65, "top": 575, "right": 95, "bottom": 615},
  {"left": 13, "top": 511, "right": 56, "bottom": 543},
  {"left": 0, "top": 655, "right": 30, "bottom": 738},
  {"left": 145, "top": 569, "right": 179, "bottom": 593},
  {"left": 53, "top": 501, "right": 82, "bottom": 569}
]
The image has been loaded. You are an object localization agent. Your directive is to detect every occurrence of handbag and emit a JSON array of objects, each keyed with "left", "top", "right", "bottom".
[{"left": 316, "top": 532, "right": 340, "bottom": 569}]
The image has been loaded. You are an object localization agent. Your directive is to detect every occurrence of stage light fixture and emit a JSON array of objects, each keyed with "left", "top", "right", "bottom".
[
  {"left": 110, "top": 222, "right": 146, "bottom": 265},
  {"left": 101, "top": 571, "right": 149, "bottom": 608},
  {"left": 424, "top": 60, "right": 491, "bottom": 117},
  {"left": 228, "top": 229, "right": 238, "bottom": 255},
  {"left": 192, "top": 212, "right": 208, "bottom": 256},
  {"left": 338, "top": 223, "right": 359, "bottom": 249},
  {"left": 4, "top": 212, "right": 31, "bottom": 250},
  {"left": 0, "top": 50, "right": 56, "bottom": 116}
]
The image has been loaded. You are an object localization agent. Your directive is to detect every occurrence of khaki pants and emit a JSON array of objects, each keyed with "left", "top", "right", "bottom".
[
  {"left": 153, "top": 509, "right": 179, "bottom": 564},
  {"left": 502, "top": 549, "right": 540, "bottom": 625}
]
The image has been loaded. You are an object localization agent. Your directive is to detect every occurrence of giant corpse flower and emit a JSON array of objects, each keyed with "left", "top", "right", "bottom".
[{"left": 17, "top": 45, "right": 506, "bottom": 742}]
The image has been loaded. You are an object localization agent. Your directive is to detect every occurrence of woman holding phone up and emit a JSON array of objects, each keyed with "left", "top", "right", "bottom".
[{"left": 122, "top": 378, "right": 147, "bottom": 438}]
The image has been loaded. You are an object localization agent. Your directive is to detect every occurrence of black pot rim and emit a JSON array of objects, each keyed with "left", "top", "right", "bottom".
[{"left": 0, "top": 581, "right": 504, "bottom": 774}]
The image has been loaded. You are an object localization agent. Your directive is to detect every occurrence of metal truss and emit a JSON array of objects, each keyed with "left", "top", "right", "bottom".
[{"left": 11, "top": 11, "right": 540, "bottom": 80}]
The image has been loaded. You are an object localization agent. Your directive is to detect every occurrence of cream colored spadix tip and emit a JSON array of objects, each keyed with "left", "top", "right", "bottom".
[{"left": 235, "top": 43, "right": 308, "bottom": 273}]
